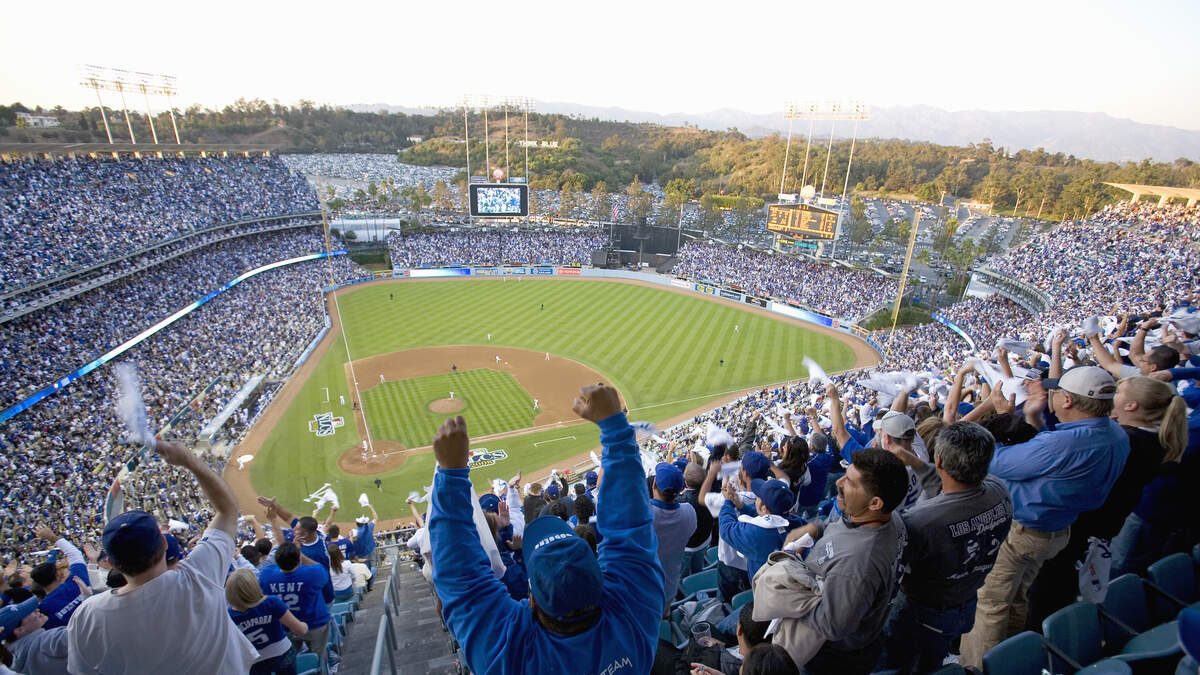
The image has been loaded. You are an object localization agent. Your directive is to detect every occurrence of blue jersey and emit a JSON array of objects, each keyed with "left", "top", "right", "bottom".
[
  {"left": 229, "top": 595, "right": 289, "bottom": 652},
  {"left": 258, "top": 563, "right": 331, "bottom": 628},
  {"left": 353, "top": 523, "right": 376, "bottom": 558},
  {"left": 331, "top": 537, "right": 353, "bottom": 560},
  {"left": 40, "top": 562, "right": 90, "bottom": 629}
]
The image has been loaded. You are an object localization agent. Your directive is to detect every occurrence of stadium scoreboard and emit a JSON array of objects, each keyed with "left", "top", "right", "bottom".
[
  {"left": 470, "top": 183, "right": 529, "bottom": 217},
  {"left": 766, "top": 203, "right": 837, "bottom": 239}
]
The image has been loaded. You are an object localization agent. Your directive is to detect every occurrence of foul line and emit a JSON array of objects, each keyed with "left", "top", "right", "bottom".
[
  {"left": 533, "top": 435, "right": 576, "bottom": 446},
  {"left": 320, "top": 205, "right": 379, "bottom": 458}
]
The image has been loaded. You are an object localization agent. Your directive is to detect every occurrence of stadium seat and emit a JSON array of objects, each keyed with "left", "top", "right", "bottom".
[
  {"left": 331, "top": 601, "right": 355, "bottom": 625},
  {"left": 296, "top": 652, "right": 320, "bottom": 675},
  {"left": 730, "top": 589, "right": 754, "bottom": 613},
  {"left": 704, "top": 546, "right": 719, "bottom": 568},
  {"left": 1101, "top": 574, "right": 1182, "bottom": 658},
  {"left": 1043, "top": 601, "right": 1176, "bottom": 673},
  {"left": 1145, "top": 553, "right": 1200, "bottom": 622},
  {"left": 671, "top": 569, "right": 719, "bottom": 609},
  {"left": 983, "top": 631, "right": 1050, "bottom": 675},
  {"left": 659, "top": 620, "right": 673, "bottom": 644}
]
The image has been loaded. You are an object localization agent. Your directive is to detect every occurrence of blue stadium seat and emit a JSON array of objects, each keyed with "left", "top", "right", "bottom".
[
  {"left": 671, "top": 568, "right": 719, "bottom": 609},
  {"left": 704, "top": 546, "right": 719, "bottom": 568},
  {"left": 1145, "top": 553, "right": 1200, "bottom": 623},
  {"left": 730, "top": 589, "right": 754, "bottom": 613},
  {"left": 296, "top": 652, "right": 320, "bottom": 675},
  {"left": 1101, "top": 574, "right": 1182, "bottom": 658},
  {"left": 331, "top": 601, "right": 355, "bottom": 626},
  {"left": 983, "top": 631, "right": 1049, "bottom": 675},
  {"left": 1043, "top": 601, "right": 1177, "bottom": 673}
]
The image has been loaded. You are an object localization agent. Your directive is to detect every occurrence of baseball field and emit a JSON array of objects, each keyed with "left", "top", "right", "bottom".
[{"left": 226, "top": 277, "right": 877, "bottom": 525}]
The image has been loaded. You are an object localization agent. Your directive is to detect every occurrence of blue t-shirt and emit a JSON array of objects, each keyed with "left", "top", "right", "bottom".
[
  {"left": 331, "top": 537, "right": 353, "bottom": 560},
  {"left": 285, "top": 522, "right": 331, "bottom": 573},
  {"left": 353, "top": 523, "right": 376, "bottom": 558},
  {"left": 258, "top": 563, "right": 331, "bottom": 628},
  {"left": 229, "top": 595, "right": 289, "bottom": 656},
  {"left": 40, "top": 562, "right": 90, "bottom": 629}
]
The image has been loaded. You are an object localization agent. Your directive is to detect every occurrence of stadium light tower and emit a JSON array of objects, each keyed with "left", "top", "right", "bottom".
[
  {"left": 80, "top": 65, "right": 181, "bottom": 145},
  {"left": 780, "top": 100, "right": 870, "bottom": 258}
]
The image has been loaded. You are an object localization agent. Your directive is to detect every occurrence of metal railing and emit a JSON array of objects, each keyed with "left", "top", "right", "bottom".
[{"left": 368, "top": 556, "right": 413, "bottom": 675}]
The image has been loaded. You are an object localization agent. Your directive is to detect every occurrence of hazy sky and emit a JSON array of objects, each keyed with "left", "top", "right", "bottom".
[{"left": 4, "top": 0, "right": 1198, "bottom": 129}]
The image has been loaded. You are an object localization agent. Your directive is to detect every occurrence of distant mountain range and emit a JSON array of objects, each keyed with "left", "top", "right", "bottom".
[{"left": 350, "top": 102, "right": 1200, "bottom": 163}]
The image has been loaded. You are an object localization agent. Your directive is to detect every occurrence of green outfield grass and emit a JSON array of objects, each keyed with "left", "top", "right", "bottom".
[
  {"left": 249, "top": 279, "right": 859, "bottom": 516},
  {"left": 361, "top": 369, "right": 535, "bottom": 448}
]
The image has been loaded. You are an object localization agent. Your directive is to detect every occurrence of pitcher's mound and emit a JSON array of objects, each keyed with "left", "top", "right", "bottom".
[{"left": 429, "top": 398, "right": 465, "bottom": 413}]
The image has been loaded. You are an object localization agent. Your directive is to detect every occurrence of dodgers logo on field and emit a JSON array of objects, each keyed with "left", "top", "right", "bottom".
[
  {"left": 308, "top": 412, "right": 345, "bottom": 437},
  {"left": 467, "top": 448, "right": 509, "bottom": 468}
]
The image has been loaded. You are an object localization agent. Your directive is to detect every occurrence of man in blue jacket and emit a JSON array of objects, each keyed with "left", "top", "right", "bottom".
[
  {"left": 719, "top": 478, "right": 802, "bottom": 580},
  {"left": 428, "top": 383, "right": 663, "bottom": 674}
]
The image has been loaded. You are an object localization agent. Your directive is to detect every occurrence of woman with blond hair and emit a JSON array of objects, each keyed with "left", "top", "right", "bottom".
[
  {"left": 226, "top": 568, "right": 309, "bottom": 675},
  {"left": 1109, "top": 372, "right": 1198, "bottom": 575},
  {"left": 1028, "top": 374, "right": 1188, "bottom": 626}
]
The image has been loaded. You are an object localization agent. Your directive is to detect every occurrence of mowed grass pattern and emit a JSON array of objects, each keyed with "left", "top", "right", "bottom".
[
  {"left": 337, "top": 280, "right": 855, "bottom": 412},
  {"left": 362, "top": 369, "right": 535, "bottom": 448},
  {"left": 251, "top": 278, "right": 858, "bottom": 514}
]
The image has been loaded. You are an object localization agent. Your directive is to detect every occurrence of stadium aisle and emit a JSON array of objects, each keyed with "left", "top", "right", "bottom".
[{"left": 338, "top": 559, "right": 461, "bottom": 674}]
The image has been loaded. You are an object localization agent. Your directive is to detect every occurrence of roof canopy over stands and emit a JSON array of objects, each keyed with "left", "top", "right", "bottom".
[{"left": 1104, "top": 182, "right": 1200, "bottom": 208}]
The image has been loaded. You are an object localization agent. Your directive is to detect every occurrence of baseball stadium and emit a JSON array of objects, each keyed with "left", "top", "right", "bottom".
[{"left": 2, "top": 30, "right": 1200, "bottom": 672}]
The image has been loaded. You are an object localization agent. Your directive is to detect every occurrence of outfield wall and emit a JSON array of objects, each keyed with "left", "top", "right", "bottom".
[{"left": 329, "top": 266, "right": 886, "bottom": 360}]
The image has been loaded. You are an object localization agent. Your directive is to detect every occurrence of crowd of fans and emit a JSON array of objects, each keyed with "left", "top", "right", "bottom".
[
  {"left": 5, "top": 193, "right": 1200, "bottom": 674},
  {"left": 387, "top": 229, "right": 606, "bottom": 268},
  {"left": 0, "top": 155, "right": 317, "bottom": 292},
  {"left": 0, "top": 226, "right": 338, "bottom": 411},
  {"left": 673, "top": 241, "right": 900, "bottom": 319},
  {"left": 0, "top": 252, "right": 365, "bottom": 560}
]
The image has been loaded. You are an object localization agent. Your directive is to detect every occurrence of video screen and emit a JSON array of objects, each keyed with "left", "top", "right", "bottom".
[{"left": 470, "top": 184, "right": 529, "bottom": 217}]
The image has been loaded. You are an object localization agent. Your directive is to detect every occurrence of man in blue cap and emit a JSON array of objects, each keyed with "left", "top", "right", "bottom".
[
  {"left": 66, "top": 440, "right": 258, "bottom": 674},
  {"left": 585, "top": 470, "right": 599, "bottom": 501},
  {"left": 428, "top": 383, "right": 662, "bottom": 674},
  {"left": 650, "top": 462, "right": 696, "bottom": 612},
  {"left": 2, "top": 595, "right": 70, "bottom": 674},
  {"left": 719, "top": 478, "right": 803, "bottom": 580}
]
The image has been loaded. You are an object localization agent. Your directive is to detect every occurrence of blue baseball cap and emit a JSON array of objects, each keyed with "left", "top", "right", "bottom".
[
  {"left": 103, "top": 510, "right": 164, "bottom": 568},
  {"left": 741, "top": 451, "right": 771, "bottom": 480},
  {"left": 523, "top": 516, "right": 603, "bottom": 623},
  {"left": 545, "top": 482, "right": 560, "bottom": 499},
  {"left": 654, "top": 462, "right": 684, "bottom": 494},
  {"left": 0, "top": 597, "right": 39, "bottom": 639},
  {"left": 672, "top": 457, "right": 689, "bottom": 473},
  {"left": 751, "top": 479, "right": 794, "bottom": 515},
  {"left": 585, "top": 470, "right": 598, "bottom": 487},
  {"left": 163, "top": 533, "right": 183, "bottom": 564},
  {"left": 479, "top": 493, "right": 501, "bottom": 513}
]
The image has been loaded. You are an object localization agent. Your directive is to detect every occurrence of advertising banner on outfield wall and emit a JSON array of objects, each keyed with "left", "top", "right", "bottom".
[
  {"left": 744, "top": 296, "right": 768, "bottom": 308},
  {"left": 670, "top": 278, "right": 691, "bottom": 289},
  {"left": 556, "top": 268, "right": 581, "bottom": 276},
  {"left": 531, "top": 267, "right": 555, "bottom": 275},
  {"left": 406, "top": 268, "right": 472, "bottom": 277},
  {"left": 693, "top": 283, "right": 718, "bottom": 296},
  {"left": 768, "top": 301, "right": 834, "bottom": 327},
  {"left": 718, "top": 289, "right": 742, "bottom": 301},
  {"left": 502, "top": 267, "right": 526, "bottom": 275},
  {"left": 474, "top": 268, "right": 497, "bottom": 276}
]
